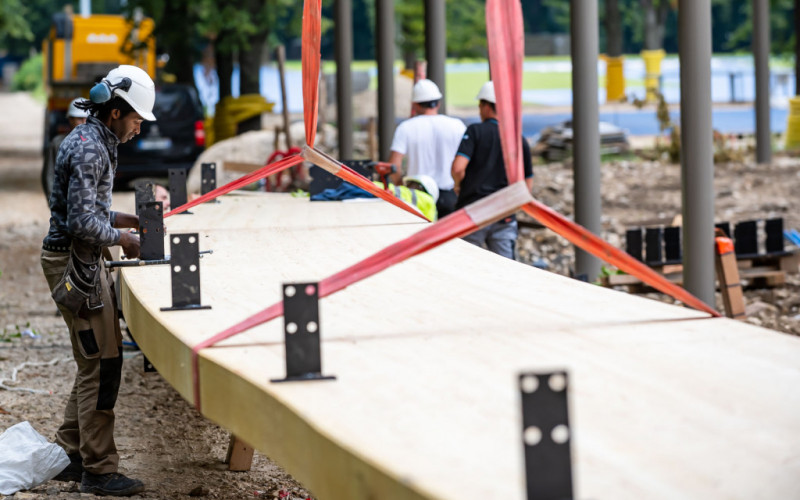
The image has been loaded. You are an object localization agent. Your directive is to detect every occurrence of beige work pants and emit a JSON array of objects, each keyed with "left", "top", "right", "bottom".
[{"left": 41, "top": 249, "right": 123, "bottom": 475}]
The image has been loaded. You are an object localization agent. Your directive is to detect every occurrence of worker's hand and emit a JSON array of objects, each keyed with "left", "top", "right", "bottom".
[{"left": 119, "top": 231, "right": 141, "bottom": 260}]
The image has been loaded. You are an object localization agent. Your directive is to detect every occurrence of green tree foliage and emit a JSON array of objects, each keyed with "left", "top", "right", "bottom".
[
  {"left": 0, "top": 0, "right": 34, "bottom": 49},
  {"left": 718, "top": 0, "right": 795, "bottom": 54},
  {"left": 396, "top": 0, "right": 488, "bottom": 65}
]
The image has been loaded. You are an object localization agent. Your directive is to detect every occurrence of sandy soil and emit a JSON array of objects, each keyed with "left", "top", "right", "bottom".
[{"left": 0, "top": 93, "right": 312, "bottom": 500}]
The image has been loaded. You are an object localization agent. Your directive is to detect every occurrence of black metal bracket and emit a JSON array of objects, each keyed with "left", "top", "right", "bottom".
[
  {"left": 201, "top": 162, "right": 219, "bottom": 202},
  {"left": 520, "top": 371, "right": 574, "bottom": 500},
  {"left": 143, "top": 355, "right": 156, "bottom": 373},
  {"left": 160, "top": 233, "right": 211, "bottom": 312},
  {"left": 271, "top": 282, "right": 335, "bottom": 383},
  {"left": 168, "top": 167, "right": 191, "bottom": 214},
  {"left": 139, "top": 201, "right": 165, "bottom": 261},
  {"left": 134, "top": 181, "right": 154, "bottom": 216}
]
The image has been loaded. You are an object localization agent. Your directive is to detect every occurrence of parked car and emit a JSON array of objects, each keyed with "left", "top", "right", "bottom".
[{"left": 116, "top": 83, "right": 206, "bottom": 186}]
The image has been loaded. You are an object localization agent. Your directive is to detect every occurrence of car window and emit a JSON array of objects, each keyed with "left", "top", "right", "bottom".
[{"left": 153, "top": 87, "right": 198, "bottom": 121}]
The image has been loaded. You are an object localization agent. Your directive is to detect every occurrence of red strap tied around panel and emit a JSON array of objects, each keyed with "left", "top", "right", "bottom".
[
  {"left": 486, "top": 0, "right": 525, "bottom": 184},
  {"left": 164, "top": 155, "right": 304, "bottom": 217},
  {"left": 520, "top": 201, "right": 720, "bottom": 317},
  {"left": 302, "top": 146, "right": 431, "bottom": 222},
  {"left": 190, "top": 182, "right": 533, "bottom": 409},
  {"left": 302, "top": 0, "right": 321, "bottom": 146}
]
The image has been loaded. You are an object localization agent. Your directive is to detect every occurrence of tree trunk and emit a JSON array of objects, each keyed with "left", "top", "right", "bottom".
[
  {"left": 605, "top": 0, "right": 623, "bottom": 56},
  {"left": 237, "top": 0, "right": 268, "bottom": 134},
  {"left": 642, "top": 0, "right": 670, "bottom": 50},
  {"left": 215, "top": 39, "right": 234, "bottom": 99},
  {"left": 162, "top": 1, "right": 195, "bottom": 83}
]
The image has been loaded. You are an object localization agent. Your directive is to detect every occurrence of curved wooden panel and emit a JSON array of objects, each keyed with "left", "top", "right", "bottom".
[{"left": 120, "top": 192, "right": 800, "bottom": 500}]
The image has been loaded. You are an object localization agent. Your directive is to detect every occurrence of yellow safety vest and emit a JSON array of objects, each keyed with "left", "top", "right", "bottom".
[{"left": 373, "top": 182, "right": 437, "bottom": 221}]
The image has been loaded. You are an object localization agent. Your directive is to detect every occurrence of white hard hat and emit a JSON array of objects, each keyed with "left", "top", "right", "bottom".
[
  {"left": 67, "top": 98, "right": 89, "bottom": 118},
  {"left": 476, "top": 81, "right": 496, "bottom": 104},
  {"left": 412, "top": 79, "right": 443, "bottom": 103},
  {"left": 403, "top": 174, "right": 439, "bottom": 203},
  {"left": 105, "top": 65, "right": 156, "bottom": 121}
]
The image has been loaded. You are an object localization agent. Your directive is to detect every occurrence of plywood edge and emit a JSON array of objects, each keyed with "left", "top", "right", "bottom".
[{"left": 200, "top": 357, "right": 440, "bottom": 500}]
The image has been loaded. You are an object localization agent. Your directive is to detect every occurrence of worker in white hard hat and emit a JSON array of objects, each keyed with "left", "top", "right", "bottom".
[
  {"left": 41, "top": 98, "right": 90, "bottom": 199},
  {"left": 387, "top": 78, "right": 466, "bottom": 218},
  {"left": 41, "top": 65, "right": 155, "bottom": 496},
  {"left": 451, "top": 81, "right": 534, "bottom": 260}
]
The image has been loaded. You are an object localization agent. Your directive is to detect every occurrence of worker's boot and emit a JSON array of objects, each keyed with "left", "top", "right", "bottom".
[
  {"left": 53, "top": 453, "right": 83, "bottom": 482},
  {"left": 80, "top": 471, "right": 145, "bottom": 496}
]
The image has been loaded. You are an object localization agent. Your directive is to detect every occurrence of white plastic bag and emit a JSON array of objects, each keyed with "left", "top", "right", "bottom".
[{"left": 0, "top": 421, "right": 70, "bottom": 495}]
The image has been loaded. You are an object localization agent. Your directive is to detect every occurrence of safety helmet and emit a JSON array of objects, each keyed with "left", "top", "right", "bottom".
[
  {"left": 67, "top": 98, "right": 89, "bottom": 118},
  {"left": 476, "top": 81, "right": 496, "bottom": 104},
  {"left": 403, "top": 174, "right": 439, "bottom": 203},
  {"left": 90, "top": 65, "right": 156, "bottom": 121},
  {"left": 412, "top": 79, "right": 443, "bottom": 103}
]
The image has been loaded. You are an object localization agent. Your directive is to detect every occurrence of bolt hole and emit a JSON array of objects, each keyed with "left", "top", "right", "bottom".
[
  {"left": 524, "top": 426, "right": 542, "bottom": 446},
  {"left": 305, "top": 284, "right": 316, "bottom": 296},
  {"left": 173, "top": 265, "right": 182, "bottom": 273},
  {"left": 172, "top": 237, "right": 180, "bottom": 245},
  {"left": 286, "top": 322, "right": 298, "bottom": 334},
  {"left": 307, "top": 321, "right": 318, "bottom": 333},
  {"left": 520, "top": 375, "right": 539, "bottom": 393},
  {"left": 548, "top": 374, "right": 567, "bottom": 392},
  {"left": 188, "top": 236, "right": 196, "bottom": 244},
  {"left": 189, "top": 264, "right": 197, "bottom": 272},
  {"left": 285, "top": 286, "right": 296, "bottom": 297},
  {"left": 551, "top": 424, "right": 570, "bottom": 444}
]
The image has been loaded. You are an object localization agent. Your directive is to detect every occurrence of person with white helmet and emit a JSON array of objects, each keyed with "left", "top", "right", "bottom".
[
  {"left": 451, "top": 81, "right": 534, "bottom": 260},
  {"left": 41, "top": 98, "right": 90, "bottom": 199},
  {"left": 387, "top": 78, "right": 466, "bottom": 218},
  {"left": 41, "top": 65, "right": 155, "bottom": 496}
]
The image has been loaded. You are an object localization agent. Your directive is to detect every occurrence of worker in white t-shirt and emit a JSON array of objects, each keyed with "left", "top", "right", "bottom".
[{"left": 387, "top": 79, "right": 467, "bottom": 218}]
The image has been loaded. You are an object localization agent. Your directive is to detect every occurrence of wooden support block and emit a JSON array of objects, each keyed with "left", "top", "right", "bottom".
[
  {"left": 224, "top": 161, "right": 265, "bottom": 174},
  {"left": 715, "top": 234, "right": 746, "bottom": 320},
  {"left": 225, "top": 435, "right": 255, "bottom": 471},
  {"left": 779, "top": 252, "right": 800, "bottom": 273}
]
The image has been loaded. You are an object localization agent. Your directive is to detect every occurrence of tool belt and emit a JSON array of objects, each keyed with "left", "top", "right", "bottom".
[{"left": 51, "top": 239, "right": 104, "bottom": 315}]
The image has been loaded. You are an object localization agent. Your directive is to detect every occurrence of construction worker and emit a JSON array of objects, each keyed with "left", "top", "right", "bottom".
[
  {"left": 375, "top": 174, "right": 439, "bottom": 221},
  {"left": 41, "top": 65, "right": 155, "bottom": 496},
  {"left": 42, "top": 99, "right": 90, "bottom": 200},
  {"left": 388, "top": 79, "right": 466, "bottom": 218},
  {"left": 451, "top": 81, "right": 534, "bottom": 259}
]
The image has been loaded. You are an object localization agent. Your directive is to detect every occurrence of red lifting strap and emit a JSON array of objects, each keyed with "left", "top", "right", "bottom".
[
  {"left": 486, "top": 0, "right": 525, "bottom": 184},
  {"left": 164, "top": 155, "right": 304, "bottom": 217},
  {"left": 302, "top": 0, "right": 321, "bottom": 147}
]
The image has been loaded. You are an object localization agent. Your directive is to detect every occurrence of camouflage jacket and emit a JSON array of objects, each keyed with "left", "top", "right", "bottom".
[{"left": 43, "top": 116, "right": 121, "bottom": 252}]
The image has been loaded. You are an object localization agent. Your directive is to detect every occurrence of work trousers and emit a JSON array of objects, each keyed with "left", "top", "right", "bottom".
[
  {"left": 463, "top": 218, "right": 518, "bottom": 260},
  {"left": 41, "top": 249, "right": 123, "bottom": 475},
  {"left": 436, "top": 189, "right": 458, "bottom": 218}
]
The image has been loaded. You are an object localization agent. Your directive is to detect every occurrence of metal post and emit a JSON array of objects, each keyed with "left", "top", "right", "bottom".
[
  {"left": 570, "top": 0, "right": 602, "bottom": 281},
  {"left": 375, "top": 0, "right": 395, "bottom": 160},
  {"left": 424, "top": 0, "right": 447, "bottom": 113},
  {"left": 678, "top": 0, "right": 715, "bottom": 306},
  {"left": 335, "top": 0, "right": 354, "bottom": 159},
  {"left": 753, "top": 0, "right": 771, "bottom": 163},
  {"left": 796, "top": 0, "right": 800, "bottom": 94}
]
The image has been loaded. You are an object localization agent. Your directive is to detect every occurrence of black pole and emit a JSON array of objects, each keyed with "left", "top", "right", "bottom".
[
  {"left": 753, "top": 0, "right": 772, "bottom": 163},
  {"left": 424, "top": 0, "right": 447, "bottom": 112},
  {"left": 335, "top": 0, "right": 354, "bottom": 159},
  {"left": 376, "top": 0, "right": 395, "bottom": 160}
]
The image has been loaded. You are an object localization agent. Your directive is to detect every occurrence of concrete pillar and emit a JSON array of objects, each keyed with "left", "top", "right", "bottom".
[
  {"left": 678, "top": 0, "right": 715, "bottom": 306},
  {"left": 753, "top": 0, "right": 771, "bottom": 163},
  {"left": 424, "top": 0, "right": 447, "bottom": 112},
  {"left": 335, "top": 0, "right": 354, "bottom": 159},
  {"left": 375, "top": 0, "right": 395, "bottom": 160},
  {"left": 570, "top": 0, "right": 602, "bottom": 281}
]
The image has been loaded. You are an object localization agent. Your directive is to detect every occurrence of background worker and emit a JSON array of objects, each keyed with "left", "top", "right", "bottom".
[
  {"left": 42, "top": 99, "right": 90, "bottom": 200},
  {"left": 41, "top": 65, "right": 155, "bottom": 497},
  {"left": 387, "top": 79, "right": 466, "bottom": 218},
  {"left": 451, "top": 81, "right": 534, "bottom": 259}
]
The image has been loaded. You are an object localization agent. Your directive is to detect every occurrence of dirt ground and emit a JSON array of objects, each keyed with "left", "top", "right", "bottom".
[
  {"left": 0, "top": 93, "right": 312, "bottom": 500},
  {"left": 1, "top": 91, "right": 799, "bottom": 499}
]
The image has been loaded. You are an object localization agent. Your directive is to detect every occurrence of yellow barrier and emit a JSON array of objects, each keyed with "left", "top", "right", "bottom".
[
  {"left": 785, "top": 96, "right": 800, "bottom": 150},
  {"left": 209, "top": 94, "right": 275, "bottom": 146},
  {"left": 602, "top": 55, "right": 625, "bottom": 102},
  {"left": 641, "top": 49, "right": 666, "bottom": 102}
]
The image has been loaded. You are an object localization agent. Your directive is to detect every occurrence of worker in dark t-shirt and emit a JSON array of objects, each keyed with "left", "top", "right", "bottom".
[{"left": 451, "top": 81, "right": 534, "bottom": 259}]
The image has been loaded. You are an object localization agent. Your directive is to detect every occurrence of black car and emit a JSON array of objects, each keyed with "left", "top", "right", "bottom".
[{"left": 115, "top": 83, "right": 205, "bottom": 186}]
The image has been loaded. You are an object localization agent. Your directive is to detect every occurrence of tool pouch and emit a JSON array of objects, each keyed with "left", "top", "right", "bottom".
[{"left": 51, "top": 240, "right": 104, "bottom": 315}]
